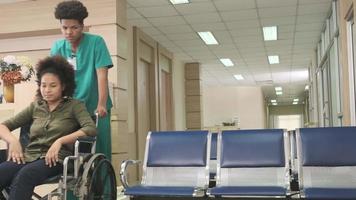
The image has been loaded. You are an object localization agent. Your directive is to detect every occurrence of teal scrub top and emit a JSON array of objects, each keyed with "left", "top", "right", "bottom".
[{"left": 50, "top": 32, "right": 113, "bottom": 115}]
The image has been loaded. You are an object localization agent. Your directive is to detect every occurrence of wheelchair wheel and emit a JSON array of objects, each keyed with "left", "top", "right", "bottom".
[{"left": 80, "top": 154, "right": 117, "bottom": 200}]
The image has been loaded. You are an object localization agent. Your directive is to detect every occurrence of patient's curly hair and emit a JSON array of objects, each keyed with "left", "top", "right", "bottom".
[
  {"left": 54, "top": 0, "right": 88, "bottom": 24},
  {"left": 35, "top": 56, "right": 76, "bottom": 99}
]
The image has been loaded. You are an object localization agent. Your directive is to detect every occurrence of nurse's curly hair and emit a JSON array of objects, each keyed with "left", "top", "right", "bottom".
[
  {"left": 54, "top": 0, "right": 88, "bottom": 24},
  {"left": 35, "top": 56, "right": 76, "bottom": 99}
]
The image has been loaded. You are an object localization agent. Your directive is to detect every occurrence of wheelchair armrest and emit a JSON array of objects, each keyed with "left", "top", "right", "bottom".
[
  {"left": 0, "top": 149, "right": 7, "bottom": 163},
  {"left": 77, "top": 136, "right": 96, "bottom": 143},
  {"left": 75, "top": 136, "right": 97, "bottom": 155},
  {"left": 120, "top": 159, "right": 141, "bottom": 188}
]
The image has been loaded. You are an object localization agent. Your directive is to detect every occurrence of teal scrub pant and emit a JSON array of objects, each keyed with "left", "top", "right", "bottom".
[{"left": 67, "top": 112, "right": 112, "bottom": 199}]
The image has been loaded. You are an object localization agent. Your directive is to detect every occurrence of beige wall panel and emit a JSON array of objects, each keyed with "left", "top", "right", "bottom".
[
  {"left": 0, "top": 0, "right": 117, "bottom": 34},
  {"left": 117, "top": 89, "right": 129, "bottom": 121},
  {"left": 111, "top": 118, "right": 128, "bottom": 153},
  {"left": 89, "top": 25, "right": 128, "bottom": 59},
  {"left": 172, "top": 58, "right": 186, "bottom": 130},
  {"left": 118, "top": 57, "right": 128, "bottom": 90},
  {"left": 186, "top": 95, "right": 202, "bottom": 112},
  {"left": 89, "top": 25, "right": 117, "bottom": 56},
  {"left": 185, "top": 63, "right": 200, "bottom": 80},
  {"left": 186, "top": 112, "right": 202, "bottom": 129},
  {"left": 185, "top": 80, "right": 202, "bottom": 95},
  {"left": 111, "top": 153, "right": 129, "bottom": 185},
  {"left": 0, "top": 34, "right": 60, "bottom": 52},
  {"left": 117, "top": 27, "right": 128, "bottom": 60},
  {"left": 116, "top": 0, "right": 127, "bottom": 29},
  {"left": 0, "top": 108, "right": 14, "bottom": 149},
  {"left": 14, "top": 82, "right": 37, "bottom": 113},
  {"left": 139, "top": 41, "right": 153, "bottom": 63},
  {"left": 338, "top": 0, "right": 354, "bottom": 125},
  {"left": 108, "top": 56, "right": 119, "bottom": 87}
]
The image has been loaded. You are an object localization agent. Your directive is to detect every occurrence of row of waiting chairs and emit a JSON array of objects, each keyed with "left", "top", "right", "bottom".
[{"left": 120, "top": 127, "right": 356, "bottom": 199}]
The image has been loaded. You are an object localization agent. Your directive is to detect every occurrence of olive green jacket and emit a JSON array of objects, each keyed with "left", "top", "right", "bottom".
[{"left": 2, "top": 98, "right": 96, "bottom": 163}]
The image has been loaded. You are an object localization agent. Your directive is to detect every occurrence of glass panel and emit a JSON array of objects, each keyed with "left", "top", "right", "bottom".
[
  {"left": 329, "top": 40, "right": 342, "bottom": 126},
  {"left": 325, "top": 19, "right": 330, "bottom": 47},
  {"left": 322, "top": 62, "right": 330, "bottom": 127},
  {"left": 317, "top": 42, "right": 321, "bottom": 65},
  {"left": 316, "top": 70, "right": 324, "bottom": 127}
]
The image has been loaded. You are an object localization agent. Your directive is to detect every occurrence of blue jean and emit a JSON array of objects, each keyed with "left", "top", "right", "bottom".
[{"left": 0, "top": 159, "right": 62, "bottom": 200}]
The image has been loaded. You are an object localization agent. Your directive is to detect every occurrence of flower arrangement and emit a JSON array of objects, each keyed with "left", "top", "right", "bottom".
[{"left": 0, "top": 55, "right": 34, "bottom": 85}]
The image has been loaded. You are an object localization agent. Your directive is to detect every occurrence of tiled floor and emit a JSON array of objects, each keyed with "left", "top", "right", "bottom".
[{"left": 34, "top": 185, "right": 129, "bottom": 199}]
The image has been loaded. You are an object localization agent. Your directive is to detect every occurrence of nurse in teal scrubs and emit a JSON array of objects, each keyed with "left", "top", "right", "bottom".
[{"left": 51, "top": 0, "right": 113, "bottom": 161}]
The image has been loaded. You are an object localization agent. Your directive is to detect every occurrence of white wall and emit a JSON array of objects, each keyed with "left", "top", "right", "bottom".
[{"left": 203, "top": 86, "right": 266, "bottom": 129}]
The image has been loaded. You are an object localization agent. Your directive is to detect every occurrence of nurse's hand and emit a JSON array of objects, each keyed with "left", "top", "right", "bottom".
[{"left": 96, "top": 104, "right": 107, "bottom": 117}]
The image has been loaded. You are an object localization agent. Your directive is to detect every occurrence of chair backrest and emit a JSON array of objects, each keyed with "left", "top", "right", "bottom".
[
  {"left": 142, "top": 130, "right": 210, "bottom": 188},
  {"left": 297, "top": 127, "right": 356, "bottom": 189},
  {"left": 216, "top": 129, "right": 289, "bottom": 188}
]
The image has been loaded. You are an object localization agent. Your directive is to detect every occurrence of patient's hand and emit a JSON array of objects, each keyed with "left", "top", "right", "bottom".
[
  {"left": 45, "top": 139, "right": 62, "bottom": 167},
  {"left": 7, "top": 139, "right": 25, "bottom": 164}
]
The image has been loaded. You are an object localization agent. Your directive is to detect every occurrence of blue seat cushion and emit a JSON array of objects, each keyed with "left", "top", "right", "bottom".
[
  {"left": 209, "top": 186, "right": 286, "bottom": 196},
  {"left": 304, "top": 188, "right": 356, "bottom": 199},
  {"left": 124, "top": 185, "right": 200, "bottom": 197}
]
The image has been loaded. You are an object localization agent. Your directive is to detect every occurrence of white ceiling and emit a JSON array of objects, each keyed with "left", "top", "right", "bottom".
[{"left": 127, "top": 0, "right": 332, "bottom": 105}]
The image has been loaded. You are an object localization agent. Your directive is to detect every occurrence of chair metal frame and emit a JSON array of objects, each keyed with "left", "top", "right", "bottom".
[{"left": 120, "top": 130, "right": 211, "bottom": 199}]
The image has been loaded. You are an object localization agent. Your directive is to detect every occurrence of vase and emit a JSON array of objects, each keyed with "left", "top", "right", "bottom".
[{"left": 3, "top": 83, "right": 14, "bottom": 103}]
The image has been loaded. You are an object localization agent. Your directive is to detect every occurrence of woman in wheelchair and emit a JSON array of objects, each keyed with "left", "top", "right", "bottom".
[{"left": 0, "top": 56, "right": 97, "bottom": 200}]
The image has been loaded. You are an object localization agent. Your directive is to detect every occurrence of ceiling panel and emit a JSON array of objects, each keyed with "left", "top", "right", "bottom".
[
  {"left": 174, "top": 2, "right": 216, "bottom": 14},
  {"left": 184, "top": 13, "right": 222, "bottom": 24},
  {"left": 127, "top": 0, "right": 332, "bottom": 105},
  {"left": 148, "top": 16, "right": 186, "bottom": 26},
  {"left": 214, "top": 0, "right": 256, "bottom": 11}
]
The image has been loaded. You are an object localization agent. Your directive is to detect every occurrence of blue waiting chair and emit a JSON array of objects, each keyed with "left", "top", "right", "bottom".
[
  {"left": 120, "top": 130, "right": 211, "bottom": 199},
  {"left": 296, "top": 127, "right": 356, "bottom": 199},
  {"left": 208, "top": 129, "right": 291, "bottom": 198}
]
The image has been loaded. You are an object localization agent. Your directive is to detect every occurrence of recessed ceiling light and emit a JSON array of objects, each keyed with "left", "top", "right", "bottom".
[
  {"left": 293, "top": 98, "right": 299, "bottom": 102},
  {"left": 293, "top": 102, "right": 298, "bottom": 105},
  {"left": 275, "top": 86, "right": 282, "bottom": 91},
  {"left": 272, "top": 102, "right": 278, "bottom": 106},
  {"left": 263, "top": 26, "right": 277, "bottom": 41},
  {"left": 234, "top": 74, "right": 244, "bottom": 80},
  {"left": 197, "top": 31, "right": 219, "bottom": 45},
  {"left": 170, "top": 0, "right": 190, "bottom": 4},
  {"left": 220, "top": 58, "right": 234, "bottom": 67},
  {"left": 271, "top": 99, "right": 277, "bottom": 103},
  {"left": 276, "top": 91, "right": 283, "bottom": 95},
  {"left": 268, "top": 55, "right": 279, "bottom": 64}
]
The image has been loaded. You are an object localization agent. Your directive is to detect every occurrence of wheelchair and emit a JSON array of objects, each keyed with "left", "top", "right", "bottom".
[{"left": 0, "top": 116, "right": 117, "bottom": 200}]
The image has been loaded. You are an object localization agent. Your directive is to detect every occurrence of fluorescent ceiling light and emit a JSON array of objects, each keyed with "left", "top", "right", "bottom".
[
  {"left": 276, "top": 91, "right": 283, "bottom": 95},
  {"left": 272, "top": 102, "right": 278, "bottom": 106},
  {"left": 263, "top": 26, "right": 277, "bottom": 41},
  {"left": 234, "top": 74, "right": 244, "bottom": 80},
  {"left": 305, "top": 85, "right": 310, "bottom": 90},
  {"left": 268, "top": 55, "right": 280, "bottom": 64},
  {"left": 197, "top": 31, "right": 219, "bottom": 45},
  {"left": 170, "top": 0, "right": 190, "bottom": 4},
  {"left": 293, "top": 98, "right": 299, "bottom": 102},
  {"left": 275, "top": 86, "right": 282, "bottom": 91},
  {"left": 271, "top": 99, "right": 277, "bottom": 103},
  {"left": 220, "top": 58, "right": 234, "bottom": 67},
  {"left": 293, "top": 102, "right": 298, "bottom": 105}
]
